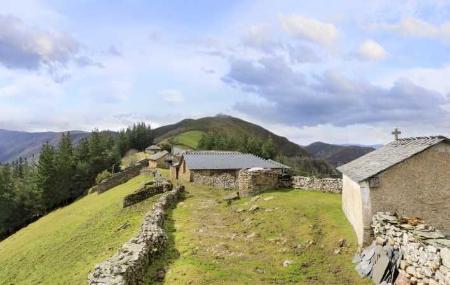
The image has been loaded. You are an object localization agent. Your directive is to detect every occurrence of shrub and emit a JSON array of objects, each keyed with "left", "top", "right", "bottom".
[{"left": 95, "top": 170, "right": 112, "bottom": 184}]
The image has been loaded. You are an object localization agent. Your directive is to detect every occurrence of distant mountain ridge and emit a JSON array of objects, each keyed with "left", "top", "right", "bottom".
[
  {"left": 305, "top": 141, "right": 375, "bottom": 167},
  {"left": 0, "top": 129, "right": 89, "bottom": 163}
]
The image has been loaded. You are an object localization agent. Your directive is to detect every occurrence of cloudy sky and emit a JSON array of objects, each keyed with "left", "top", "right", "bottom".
[{"left": 1, "top": 0, "right": 450, "bottom": 145}]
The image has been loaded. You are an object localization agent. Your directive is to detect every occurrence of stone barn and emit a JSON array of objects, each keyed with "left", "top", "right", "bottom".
[
  {"left": 171, "top": 151, "right": 289, "bottom": 189},
  {"left": 148, "top": 150, "right": 170, "bottom": 169},
  {"left": 145, "top": 145, "right": 161, "bottom": 154},
  {"left": 337, "top": 136, "right": 450, "bottom": 246}
]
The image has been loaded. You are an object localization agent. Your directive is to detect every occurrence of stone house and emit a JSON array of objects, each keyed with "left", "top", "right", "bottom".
[
  {"left": 171, "top": 151, "right": 289, "bottom": 189},
  {"left": 148, "top": 150, "right": 170, "bottom": 169},
  {"left": 145, "top": 145, "right": 161, "bottom": 154},
  {"left": 337, "top": 136, "right": 450, "bottom": 246}
]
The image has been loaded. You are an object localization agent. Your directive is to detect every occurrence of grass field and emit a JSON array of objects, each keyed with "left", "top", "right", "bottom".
[
  {"left": 0, "top": 175, "right": 158, "bottom": 285},
  {"left": 145, "top": 181, "right": 370, "bottom": 285},
  {"left": 170, "top": 130, "right": 205, "bottom": 149}
]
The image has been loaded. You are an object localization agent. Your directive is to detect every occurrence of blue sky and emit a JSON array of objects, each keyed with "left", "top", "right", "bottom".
[{"left": 1, "top": 0, "right": 450, "bottom": 145}]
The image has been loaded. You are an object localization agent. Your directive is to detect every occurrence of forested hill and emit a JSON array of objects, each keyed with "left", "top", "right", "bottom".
[
  {"left": 305, "top": 141, "right": 375, "bottom": 167},
  {"left": 153, "top": 115, "right": 309, "bottom": 157},
  {"left": 0, "top": 129, "right": 89, "bottom": 163}
]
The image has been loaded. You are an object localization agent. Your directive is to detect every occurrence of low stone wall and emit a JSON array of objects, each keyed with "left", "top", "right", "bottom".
[
  {"left": 88, "top": 185, "right": 185, "bottom": 285},
  {"left": 191, "top": 170, "right": 238, "bottom": 189},
  {"left": 238, "top": 169, "right": 282, "bottom": 197},
  {"left": 370, "top": 212, "right": 450, "bottom": 285},
  {"left": 91, "top": 159, "right": 149, "bottom": 194},
  {"left": 123, "top": 180, "right": 173, "bottom": 208},
  {"left": 291, "top": 176, "right": 342, "bottom": 193}
]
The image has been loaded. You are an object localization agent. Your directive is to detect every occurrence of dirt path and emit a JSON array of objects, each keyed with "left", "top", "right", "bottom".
[{"left": 145, "top": 182, "right": 370, "bottom": 284}]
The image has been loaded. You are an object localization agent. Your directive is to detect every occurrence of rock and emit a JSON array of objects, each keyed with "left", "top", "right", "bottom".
[
  {"left": 236, "top": 208, "right": 245, "bottom": 213},
  {"left": 248, "top": 205, "right": 260, "bottom": 212},
  {"left": 333, "top": 248, "right": 342, "bottom": 255},
  {"left": 337, "top": 238, "right": 347, "bottom": 248},
  {"left": 441, "top": 247, "right": 450, "bottom": 268},
  {"left": 406, "top": 266, "right": 416, "bottom": 276},
  {"left": 223, "top": 192, "right": 240, "bottom": 203},
  {"left": 263, "top": 196, "right": 274, "bottom": 201},
  {"left": 250, "top": 195, "right": 260, "bottom": 202},
  {"left": 394, "top": 272, "right": 412, "bottom": 285},
  {"left": 254, "top": 267, "right": 265, "bottom": 274},
  {"left": 246, "top": 232, "right": 256, "bottom": 239},
  {"left": 283, "top": 260, "right": 294, "bottom": 267},
  {"left": 155, "top": 268, "right": 166, "bottom": 282},
  {"left": 376, "top": 236, "right": 387, "bottom": 245}
]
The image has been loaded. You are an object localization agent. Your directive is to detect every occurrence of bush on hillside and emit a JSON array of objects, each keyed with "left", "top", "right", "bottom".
[{"left": 95, "top": 170, "right": 112, "bottom": 184}]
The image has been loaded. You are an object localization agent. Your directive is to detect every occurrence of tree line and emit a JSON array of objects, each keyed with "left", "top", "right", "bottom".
[
  {"left": 0, "top": 123, "right": 153, "bottom": 239},
  {"left": 197, "top": 131, "right": 276, "bottom": 159}
]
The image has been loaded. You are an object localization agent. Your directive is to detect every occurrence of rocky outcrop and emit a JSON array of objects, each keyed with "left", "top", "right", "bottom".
[
  {"left": 355, "top": 212, "right": 450, "bottom": 285},
  {"left": 123, "top": 180, "right": 173, "bottom": 208},
  {"left": 91, "top": 159, "right": 149, "bottom": 194},
  {"left": 291, "top": 176, "right": 342, "bottom": 193},
  {"left": 88, "top": 185, "right": 184, "bottom": 285}
]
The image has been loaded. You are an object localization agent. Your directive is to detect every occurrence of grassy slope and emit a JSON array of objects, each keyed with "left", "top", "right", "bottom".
[
  {"left": 0, "top": 175, "right": 159, "bottom": 285},
  {"left": 145, "top": 181, "right": 370, "bottom": 284},
  {"left": 170, "top": 130, "right": 205, "bottom": 149}
]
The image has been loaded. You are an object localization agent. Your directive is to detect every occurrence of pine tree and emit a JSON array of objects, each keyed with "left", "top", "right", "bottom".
[
  {"left": 262, "top": 137, "right": 276, "bottom": 159},
  {"left": 36, "top": 142, "right": 58, "bottom": 210},
  {"left": 55, "top": 133, "right": 75, "bottom": 202}
]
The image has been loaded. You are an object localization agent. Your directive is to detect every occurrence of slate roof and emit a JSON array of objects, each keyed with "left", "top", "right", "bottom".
[
  {"left": 183, "top": 151, "right": 290, "bottom": 170},
  {"left": 337, "top": 136, "right": 449, "bottom": 182},
  {"left": 146, "top": 145, "right": 161, "bottom": 151},
  {"left": 149, "top": 150, "right": 169, "bottom": 160}
]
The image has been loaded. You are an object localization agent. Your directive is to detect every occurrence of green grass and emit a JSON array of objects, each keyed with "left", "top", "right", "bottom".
[
  {"left": 170, "top": 131, "right": 205, "bottom": 149},
  {"left": 145, "top": 182, "right": 370, "bottom": 285},
  {"left": 0, "top": 175, "right": 160, "bottom": 285}
]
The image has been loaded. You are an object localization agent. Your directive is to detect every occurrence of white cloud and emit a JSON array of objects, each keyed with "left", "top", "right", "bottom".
[
  {"left": 374, "top": 17, "right": 450, "bottom": 42},
  {"left": 358, "top": 39, "right": 388, "bottom": 61},
  {"left": 280, "top": 15, "right": 338, "bottom": 46},
  {"left": 160, "top": 89, "right": 184, "bottom": 104},
  {"left": 0, "top": 14, "right": 80, "bottom": 70}
]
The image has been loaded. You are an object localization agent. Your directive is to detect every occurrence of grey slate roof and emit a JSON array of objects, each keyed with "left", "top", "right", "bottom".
[
  {"left": 183, "top": 151, "right": 290, "bottom": 170},
  {"left": 149, "top": 150, "right": 169, "bottom": 160},
  {"left": 146, "top": 145, "right": 161, "bottom": 151},
  {"left": 337, "top": 136, "right": 449, "bottom": 182}
]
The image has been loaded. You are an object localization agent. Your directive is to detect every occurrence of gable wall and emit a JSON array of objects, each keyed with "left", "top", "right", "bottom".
[{"left": 370, "top": 142, "right": 450, "bottom": 232}]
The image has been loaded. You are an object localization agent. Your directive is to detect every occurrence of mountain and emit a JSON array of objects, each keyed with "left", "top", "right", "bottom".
[
  {"left": 153, "top": 115, "right": 309, "bottom": 157},
  {"left": 305, "top": 141, "right": 375, "bottom": 167},
  {"left": 0, "top": 129, "right": 89, "bottom": 163}
]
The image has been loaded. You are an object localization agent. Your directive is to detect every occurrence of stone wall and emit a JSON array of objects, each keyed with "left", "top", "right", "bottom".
[
  {"left": 370, "top": 212, "right": 450, "bottom": 285},
  {"left": 191, "top": 170, "right": 238, "bottom": 189},
  {"left": 88, "top": 185, "right": 185, "bottom": 285},
  {"left": 123, "top": 179, "right": 173, "bottom": 208},
  {"left": 238, "top": 169, "right": 282, "bottom": 197},
  {"left": 292, "top": 176, "right": 342, "bottom": 193},
  {"left": 91, "top": 159, "right": 149, "bottom": 194}
]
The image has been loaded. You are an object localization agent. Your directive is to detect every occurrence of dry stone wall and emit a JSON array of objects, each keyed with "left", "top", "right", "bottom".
[
  {"left": 191, "top": 170, "right": 238, "bottom": 189},
  {"left": 238, "top": 169, "right": 282, "bottom": 197},
  {"left": 91, "top": 159, "right": 149, "bottom": 194},
  {"left": 292, "top": 176, "right": 342, "bottom": 193},
  {"left": 123, "top": 180, "right": 173, "bottom": 208},
  {"left": 368, "top": 212, "right": 450, "bottom": 285},
  {"left": 88, "top": 185, "right": 184, "bottom": 285}
]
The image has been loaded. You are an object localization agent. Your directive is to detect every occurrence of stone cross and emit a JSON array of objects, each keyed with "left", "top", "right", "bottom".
[{"left": 392, "top": 128, "right": 401, "bottom": 141}]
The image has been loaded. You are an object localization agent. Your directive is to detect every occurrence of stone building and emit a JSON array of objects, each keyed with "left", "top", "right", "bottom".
[
  {"left": 171, "top": 151, "right": 289, "bottom": 189},
  {"left": 337, "top": 136, "right": 450, "bottom": 246},
  {"left": 148, "top": 150, "right": 170, "bottom": 169},
  {"left": 145, "top": 145, "right": 161, "bottom": 154}
]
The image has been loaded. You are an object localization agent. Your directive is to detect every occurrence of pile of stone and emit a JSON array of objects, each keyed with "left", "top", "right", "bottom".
[
  {"left": 88, "top": 185, "right": 185, "bottom": 285},
  {"left": 291, "top": 176, "right": 342, "bottom": 193},
  {"left": 123, "top": 179, "right": 173, "bottom": 208},
  {"left": 355, "top": 212, "right": 450, "bottom": 285}
]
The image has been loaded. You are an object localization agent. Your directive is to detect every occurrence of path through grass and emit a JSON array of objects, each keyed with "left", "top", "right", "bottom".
[
  {"left": 145, "top": 182, "right": 370, "bottom": 284},
  {"left": 0, "top": 175, "right": 159, "bottom": 285}
]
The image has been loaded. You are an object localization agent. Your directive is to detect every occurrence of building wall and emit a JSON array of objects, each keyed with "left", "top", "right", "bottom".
[
  {"left": 178, "top": 160, "right": 192, "bottom": 183},
  {"left": 191, "top": 169, "right": 239, "bottom": 189},
  {"left": 370, "top": 143, "right": 450, "bottom": 232},
  {"left": 238, "top": 169, "right": 280, "bottom": 197},
  {"left": 342, "top": 174, "right": 365, "bottom": 245}
]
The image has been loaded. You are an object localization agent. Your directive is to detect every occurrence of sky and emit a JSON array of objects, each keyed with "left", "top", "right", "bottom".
[{"left": 1, "top": 0, "right": 450, "bottom": 145}]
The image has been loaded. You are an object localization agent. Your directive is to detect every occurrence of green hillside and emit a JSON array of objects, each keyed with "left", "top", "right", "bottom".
[
  {"left": 170, "top": 130, "right": 205, "bottom": 149},
  {"left": 306, "top": 142, "right": 374, "bottom": 167},
  {"left": 153, "top": 115, "right": 309, "bottom": 157},
  {"left": 0, "top": 175, "right": 158, "bottom": 285}
]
